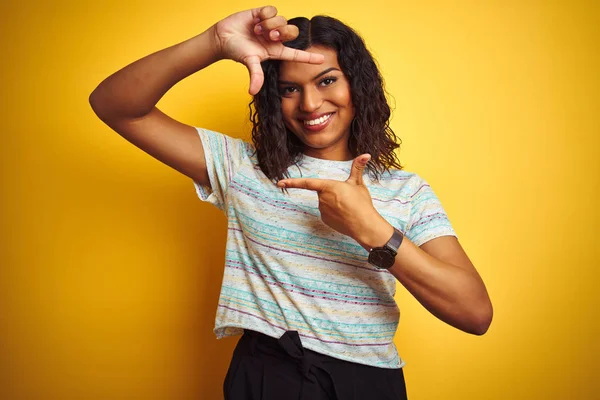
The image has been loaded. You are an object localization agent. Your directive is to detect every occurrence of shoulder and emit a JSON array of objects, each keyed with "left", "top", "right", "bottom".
[
  {"left": 197, "top": 127, "right": 256, "bottom": 156},
  {"left": 375, "top": 168, "right": 429, "bottom": 195}
]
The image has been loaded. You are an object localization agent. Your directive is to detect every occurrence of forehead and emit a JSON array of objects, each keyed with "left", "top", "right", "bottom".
[{"left": 278, "top": 46, "right": 341, "bottom": 82}]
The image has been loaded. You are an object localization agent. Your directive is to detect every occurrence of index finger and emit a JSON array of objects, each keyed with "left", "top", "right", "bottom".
[
  {"left": 276, "top": 46, "right": 325, "bottom": 64},
  {"left": 252, "top": 5, "right": 278, "bottom": 21},
  {"left": 278, "top": 178, "right": 328, "bottom": 191}
]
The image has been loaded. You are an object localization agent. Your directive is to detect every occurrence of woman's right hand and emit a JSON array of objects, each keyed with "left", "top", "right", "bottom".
[{"left": 212, "top": 5, "right": 324, "bottom": 95}]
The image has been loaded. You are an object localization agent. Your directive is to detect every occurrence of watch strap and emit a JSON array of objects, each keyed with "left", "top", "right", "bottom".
[{"left": 385, "top": 228, "right": 404, "bottom": 254}]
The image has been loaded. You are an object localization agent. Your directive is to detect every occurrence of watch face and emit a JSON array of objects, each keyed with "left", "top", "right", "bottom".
[{"left": 368, "top": 249, "right": 395, "bottom": 269}]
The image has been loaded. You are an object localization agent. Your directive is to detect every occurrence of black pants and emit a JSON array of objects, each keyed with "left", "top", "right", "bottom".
[{"left": 224, "top": 330, "right": 408, "bottom": 400}]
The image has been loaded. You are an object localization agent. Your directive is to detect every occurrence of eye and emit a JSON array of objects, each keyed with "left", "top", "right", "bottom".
[
  {"left": 320, "top": 77, "right": 337, "bottom": 86},
  {"left": 280, "top": 86, "right": 298, "bottom": 96}
]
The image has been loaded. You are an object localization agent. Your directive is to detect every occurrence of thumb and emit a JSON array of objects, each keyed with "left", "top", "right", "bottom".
[
  {"left": 243, "top": 55, "right": 264, "bottom": 95},
  {"left": 346, "top": 154, "right": 371, "bottom": 185}
]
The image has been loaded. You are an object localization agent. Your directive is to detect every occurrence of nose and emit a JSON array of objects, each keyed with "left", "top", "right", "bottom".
[{"left": 300, "top": 86, "right": 323, "bottom": 113}]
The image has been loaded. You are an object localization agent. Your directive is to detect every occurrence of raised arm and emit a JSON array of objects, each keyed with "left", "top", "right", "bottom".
[
  {"left": 89, "top": 6, "right": 324, "bottom": 186},
  {"left": 89, "top": 29, "right": 218, "bottom": 185}
]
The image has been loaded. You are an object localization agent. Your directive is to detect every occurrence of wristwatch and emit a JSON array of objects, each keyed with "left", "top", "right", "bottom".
[{"left": 368, "top": 228, "right": 404, "bottom": 269}]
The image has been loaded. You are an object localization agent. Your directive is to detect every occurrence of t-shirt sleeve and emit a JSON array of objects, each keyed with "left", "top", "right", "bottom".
[
  {"left": 192, "top": 127, "right": 249, "bottom": 212},
  {"left": 405, "top": 175, "right": 458, "bottom": 246}
]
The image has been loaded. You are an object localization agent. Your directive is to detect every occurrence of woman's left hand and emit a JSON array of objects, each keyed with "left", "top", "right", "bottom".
[{"left": 277, "top": 154, "right": 390, "bottom": 245}]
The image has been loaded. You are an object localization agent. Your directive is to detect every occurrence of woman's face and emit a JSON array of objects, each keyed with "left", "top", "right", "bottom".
[{"left": 278, "top": 46, "right": 355, "bottom": 161}]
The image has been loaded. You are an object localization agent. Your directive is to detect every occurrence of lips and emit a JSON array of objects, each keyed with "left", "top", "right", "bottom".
[{"left": 299, "top": 112, "right": 335, "bottom": 132}]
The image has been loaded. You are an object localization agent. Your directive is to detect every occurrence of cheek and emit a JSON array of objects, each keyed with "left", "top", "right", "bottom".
[
  {"left": 334, "top": 84, "right": 353, "bottom": 109},
  {"left": 280, "top": 103, "right": 296, "bottom": 133},
  {"left": 280, "top": 100, "right": 296, "bottom": 123}
]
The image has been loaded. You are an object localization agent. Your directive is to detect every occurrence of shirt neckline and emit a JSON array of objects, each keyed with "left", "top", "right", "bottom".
[{"left": 299, "top": 153, "right": 354, "bottom": 168}]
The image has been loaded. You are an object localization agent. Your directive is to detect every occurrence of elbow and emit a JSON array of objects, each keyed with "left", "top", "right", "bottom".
[
  {"left": 89, "top": 90, "right": 116, "bottom": 124},
  {"left": 89, "top": 90, "right": 101, "bottom": 117},
  {"left": 89, "top": 84, "right": 113, "bottom": 120},
  {"left": 469, "top": 301, "right": 493, "bottom": 336},
  {"left": 89, "top": 89, "right": 103, "bottom": 117}
]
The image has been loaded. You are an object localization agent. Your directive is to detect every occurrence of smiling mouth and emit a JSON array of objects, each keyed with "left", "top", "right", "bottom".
[{"left": 300, "top": 113, "right": 334, "bottom": 132}]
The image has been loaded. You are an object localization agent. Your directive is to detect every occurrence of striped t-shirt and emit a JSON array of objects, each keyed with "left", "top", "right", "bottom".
[{"left": 193, "top": 127, "right": 457, "bottom": 368}]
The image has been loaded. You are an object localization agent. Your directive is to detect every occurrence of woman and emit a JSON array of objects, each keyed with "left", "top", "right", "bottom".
[{"left": 90, "top": 5, "right": 493, "bottom": 399}]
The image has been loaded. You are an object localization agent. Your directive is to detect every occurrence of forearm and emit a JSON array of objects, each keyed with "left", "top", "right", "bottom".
[
  {"left": 89, "top": 26, "right": 222, "bottom": 120},
  {"left": 357, "top": 220, "right": 492, "bottom": 335}
]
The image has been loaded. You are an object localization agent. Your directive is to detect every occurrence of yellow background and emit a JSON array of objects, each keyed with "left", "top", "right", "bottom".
[{"left": 1, "top": 0, "right": 598, "bottom": 399}]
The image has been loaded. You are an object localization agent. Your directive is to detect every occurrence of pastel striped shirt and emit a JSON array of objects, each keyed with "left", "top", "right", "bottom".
[{"left": 193, "top": 127, "right": 457, "bottom": 368}]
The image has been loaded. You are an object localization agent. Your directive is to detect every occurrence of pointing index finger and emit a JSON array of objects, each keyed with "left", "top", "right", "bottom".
[{"left": 278, "top": 178, "right": 327, "bottom": 192}]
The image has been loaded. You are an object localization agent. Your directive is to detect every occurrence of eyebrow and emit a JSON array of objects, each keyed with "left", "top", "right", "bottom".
[{"left": 278, "top": 67, "right": 341, "bottom": 85}]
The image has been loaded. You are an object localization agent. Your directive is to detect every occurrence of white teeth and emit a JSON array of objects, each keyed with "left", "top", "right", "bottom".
[{"left": 303, "top": 113, "right": 332, "bottom": 126}]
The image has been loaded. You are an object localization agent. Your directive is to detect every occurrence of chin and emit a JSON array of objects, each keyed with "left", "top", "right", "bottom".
[{"left": 300, "top": 136, "right": 339, "bottom": 149}]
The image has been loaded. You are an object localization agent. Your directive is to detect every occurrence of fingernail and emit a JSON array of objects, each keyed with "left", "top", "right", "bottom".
[
  {"left": 254, "top": 17, "right": 261, "bottom": 23},
  {"left": 254, "top": 24, "right": 262, "bottom": 34},
  {"left": 271, "top": 30, "right": 280, "bottom": 39}
]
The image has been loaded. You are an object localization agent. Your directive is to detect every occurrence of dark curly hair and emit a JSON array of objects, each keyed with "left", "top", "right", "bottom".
[{"left": 250, "top": 15, "right": 402, "bottom": 184}]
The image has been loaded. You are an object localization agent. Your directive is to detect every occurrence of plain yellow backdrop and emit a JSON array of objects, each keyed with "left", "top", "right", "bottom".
[{"left": 1, "top": 0, "right": 598, "bottom": 399}]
